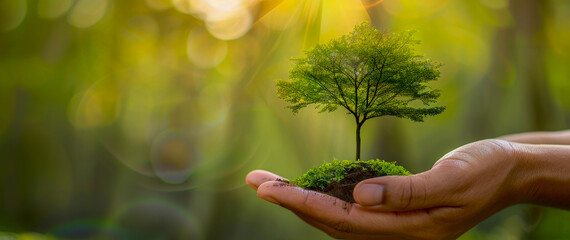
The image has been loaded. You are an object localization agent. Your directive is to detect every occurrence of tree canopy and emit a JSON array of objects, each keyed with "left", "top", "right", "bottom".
[{"left": 277, "top": 22, "right": 445, "bottom": 160}]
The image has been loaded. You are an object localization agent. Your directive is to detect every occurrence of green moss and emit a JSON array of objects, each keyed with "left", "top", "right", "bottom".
[{"left": 292, "top": 159, "right": 411, "bottom": 190}]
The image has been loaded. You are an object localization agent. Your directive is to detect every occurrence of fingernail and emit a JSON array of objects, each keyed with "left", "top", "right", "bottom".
[{"left": 355, "top": 184, "right": 384, "bottom": 206}]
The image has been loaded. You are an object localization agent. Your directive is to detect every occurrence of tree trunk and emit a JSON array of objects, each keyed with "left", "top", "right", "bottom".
[{"left": 356, "top": 122, "right": 362, "bottom": 160}]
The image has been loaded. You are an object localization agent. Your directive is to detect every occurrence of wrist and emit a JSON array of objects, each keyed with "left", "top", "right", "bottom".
[
  {"left": 507, "top": 142, "right": 539, "bottom": 204},
  {"left": 509, "top": 142, "right": 570, "bottom": 209}
]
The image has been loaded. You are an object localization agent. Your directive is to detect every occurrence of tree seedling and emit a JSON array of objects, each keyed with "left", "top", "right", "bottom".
[
  {"left": 276, "top": 22, "right": 444, "bottom": 202},
  {"left": 277, "top": 22, "right": 445, "bottom": 160}
]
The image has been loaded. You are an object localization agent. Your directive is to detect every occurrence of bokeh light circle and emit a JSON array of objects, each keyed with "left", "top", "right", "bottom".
[
  {"left": 67, "top": 0, "right": 108, "bottom": 28},
  {"left": 187, "top": 27, "right": 228, "bottom": 68},
  {"left": 0, "top": 0, "right": 27, "bottom": 32},
  {"left": 179, "top": 0, "right": 255, "bottom": 39},
  {"left": 67, "top": 80, "right": 121, "bottom": 129},
  {"left": 172, "top": 0, "right": 192, "bottom": 14},
  {"left": 205, "top": 7, "right": 253, "bottom": 40},
  {"left": 151, "top": 131, "right": 198, "bottom": 184},
  {"left": 37, "top": 0, "right": 75, "bottom": 19},
  {"left": 206, "top": 0, "right": 243, "bottom": 12}
]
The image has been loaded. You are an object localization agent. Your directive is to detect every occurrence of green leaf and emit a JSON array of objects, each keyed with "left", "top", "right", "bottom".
[{"left": 276, "top": 21, "right": 444, "bottom": 122}]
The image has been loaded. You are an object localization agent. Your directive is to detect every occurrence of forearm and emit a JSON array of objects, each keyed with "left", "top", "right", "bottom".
[
  {"left": 512, "top": 143, "right": 570, "bottom": 210},
  {"left": 499, "top": 130, "right": 570, "bottom": 145}
]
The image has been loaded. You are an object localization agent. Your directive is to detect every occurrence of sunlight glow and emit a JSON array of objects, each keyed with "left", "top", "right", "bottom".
[
  {"left": 206, "top": 7, "right": 253, "bottom": 40},
  {"left": 382, "top": 0, "right": 452, "bottom": 19},
  {"left": 178, "top": 0, "right": 257, "bottom": 40},
  {"left": 361, "top": 0, "right": 385, "bottom": 9},
  {"left": 321, "top": 0, "right": 369, "bottom": 42},
  {"left": 258, "top": 0, "right": 299, "bottom": 30}
]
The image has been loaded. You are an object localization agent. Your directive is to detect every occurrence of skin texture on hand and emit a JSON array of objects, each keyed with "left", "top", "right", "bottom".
[
  {"left": 499, "top": 130, "right": 570, "bottom": 209},
  {"left": 246, "top": 131, "right": 570, "bottom": 239},
  {"left": 498, "top": 130, "right": 570, "bottom": 145}
]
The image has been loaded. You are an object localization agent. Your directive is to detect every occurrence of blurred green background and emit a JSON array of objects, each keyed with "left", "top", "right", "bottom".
[{"left": 1, "top": 0, "right": 570, "bottom": 239}]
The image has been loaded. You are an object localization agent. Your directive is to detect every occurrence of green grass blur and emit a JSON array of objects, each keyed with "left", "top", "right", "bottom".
[{"left": 1, "top": 0, "right": 569, "bottom": 239}]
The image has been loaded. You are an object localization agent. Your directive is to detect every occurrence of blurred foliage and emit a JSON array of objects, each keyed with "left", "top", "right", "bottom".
[{"left": 0, "top": 0, "right": 569, "bottom": 239}]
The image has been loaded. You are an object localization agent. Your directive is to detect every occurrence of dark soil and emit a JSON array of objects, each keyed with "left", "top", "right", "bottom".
[{"left": 308, "top": 167, "right": 379, "bottom": 203}]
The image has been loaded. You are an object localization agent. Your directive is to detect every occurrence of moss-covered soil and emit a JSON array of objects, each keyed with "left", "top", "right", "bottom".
[{"left": 291, "top": 159, "right": 410, "bottom": 203}]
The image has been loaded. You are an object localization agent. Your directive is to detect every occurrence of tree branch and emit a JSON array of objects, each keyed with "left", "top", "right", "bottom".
[
  {"left": 306, "top": 72, "right": 356, "bottom": 115},
  {"left": 368, "top": 58, "right": 389, "bottom": 107}
]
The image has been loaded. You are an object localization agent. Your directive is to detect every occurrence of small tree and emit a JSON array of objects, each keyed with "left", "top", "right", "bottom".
[{"left": 277, "top": 22, "right": 445, "bottom": 160}]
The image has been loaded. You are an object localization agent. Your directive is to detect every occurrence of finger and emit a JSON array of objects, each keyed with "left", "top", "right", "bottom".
[
  {"left": 257, "top": 181, "right": 355, "bottom": 220},
  {"left": 245, "top": 170, "right": 286, "bottom": 190},
  {"left": 257, "top": 181, "right": 431, "bottom": 236},
  {"left": 498, "top": 130, "right": 570, "bottom": 145},
  {"left": 353, "top": 162, "right": 464, "bottom": 211}
]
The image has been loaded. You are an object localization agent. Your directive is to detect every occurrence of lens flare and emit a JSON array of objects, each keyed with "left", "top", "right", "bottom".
[
  {"left": 258, "top": 0, "right": 296, "bottom": 30},
  {"left": 361, "top": 0, "right": 385, "bottom": 9},
  {"left": 151, "top": 131, "right": 198, "bottom": 184},
  {"left": 68, "top": 81, "right": 121, "bottom": 129},
  {"left": 197, "top": 84, "right": 229, "bottom": 127}
]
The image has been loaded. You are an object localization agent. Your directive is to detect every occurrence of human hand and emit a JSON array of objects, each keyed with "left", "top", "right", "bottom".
[
  {"left": 498, "top": 129, "right": 570, "bottom": 145},
  {"left": 246, "top": 139, "right": 530, "bottom": 239}
]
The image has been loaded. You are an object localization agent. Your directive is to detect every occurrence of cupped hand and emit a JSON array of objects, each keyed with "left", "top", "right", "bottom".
[{"left": 246, "top": 139, "right": 526, "bottom": 240}]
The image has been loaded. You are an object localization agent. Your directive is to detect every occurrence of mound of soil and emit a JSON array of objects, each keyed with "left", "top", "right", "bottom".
[{"left": 309, "top": 167, "right": 378, "bottom": 203}]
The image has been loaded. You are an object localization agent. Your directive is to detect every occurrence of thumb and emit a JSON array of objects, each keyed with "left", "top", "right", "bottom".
[{"left": 353, "top": 164, "right": 461, "bottom": 211}]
